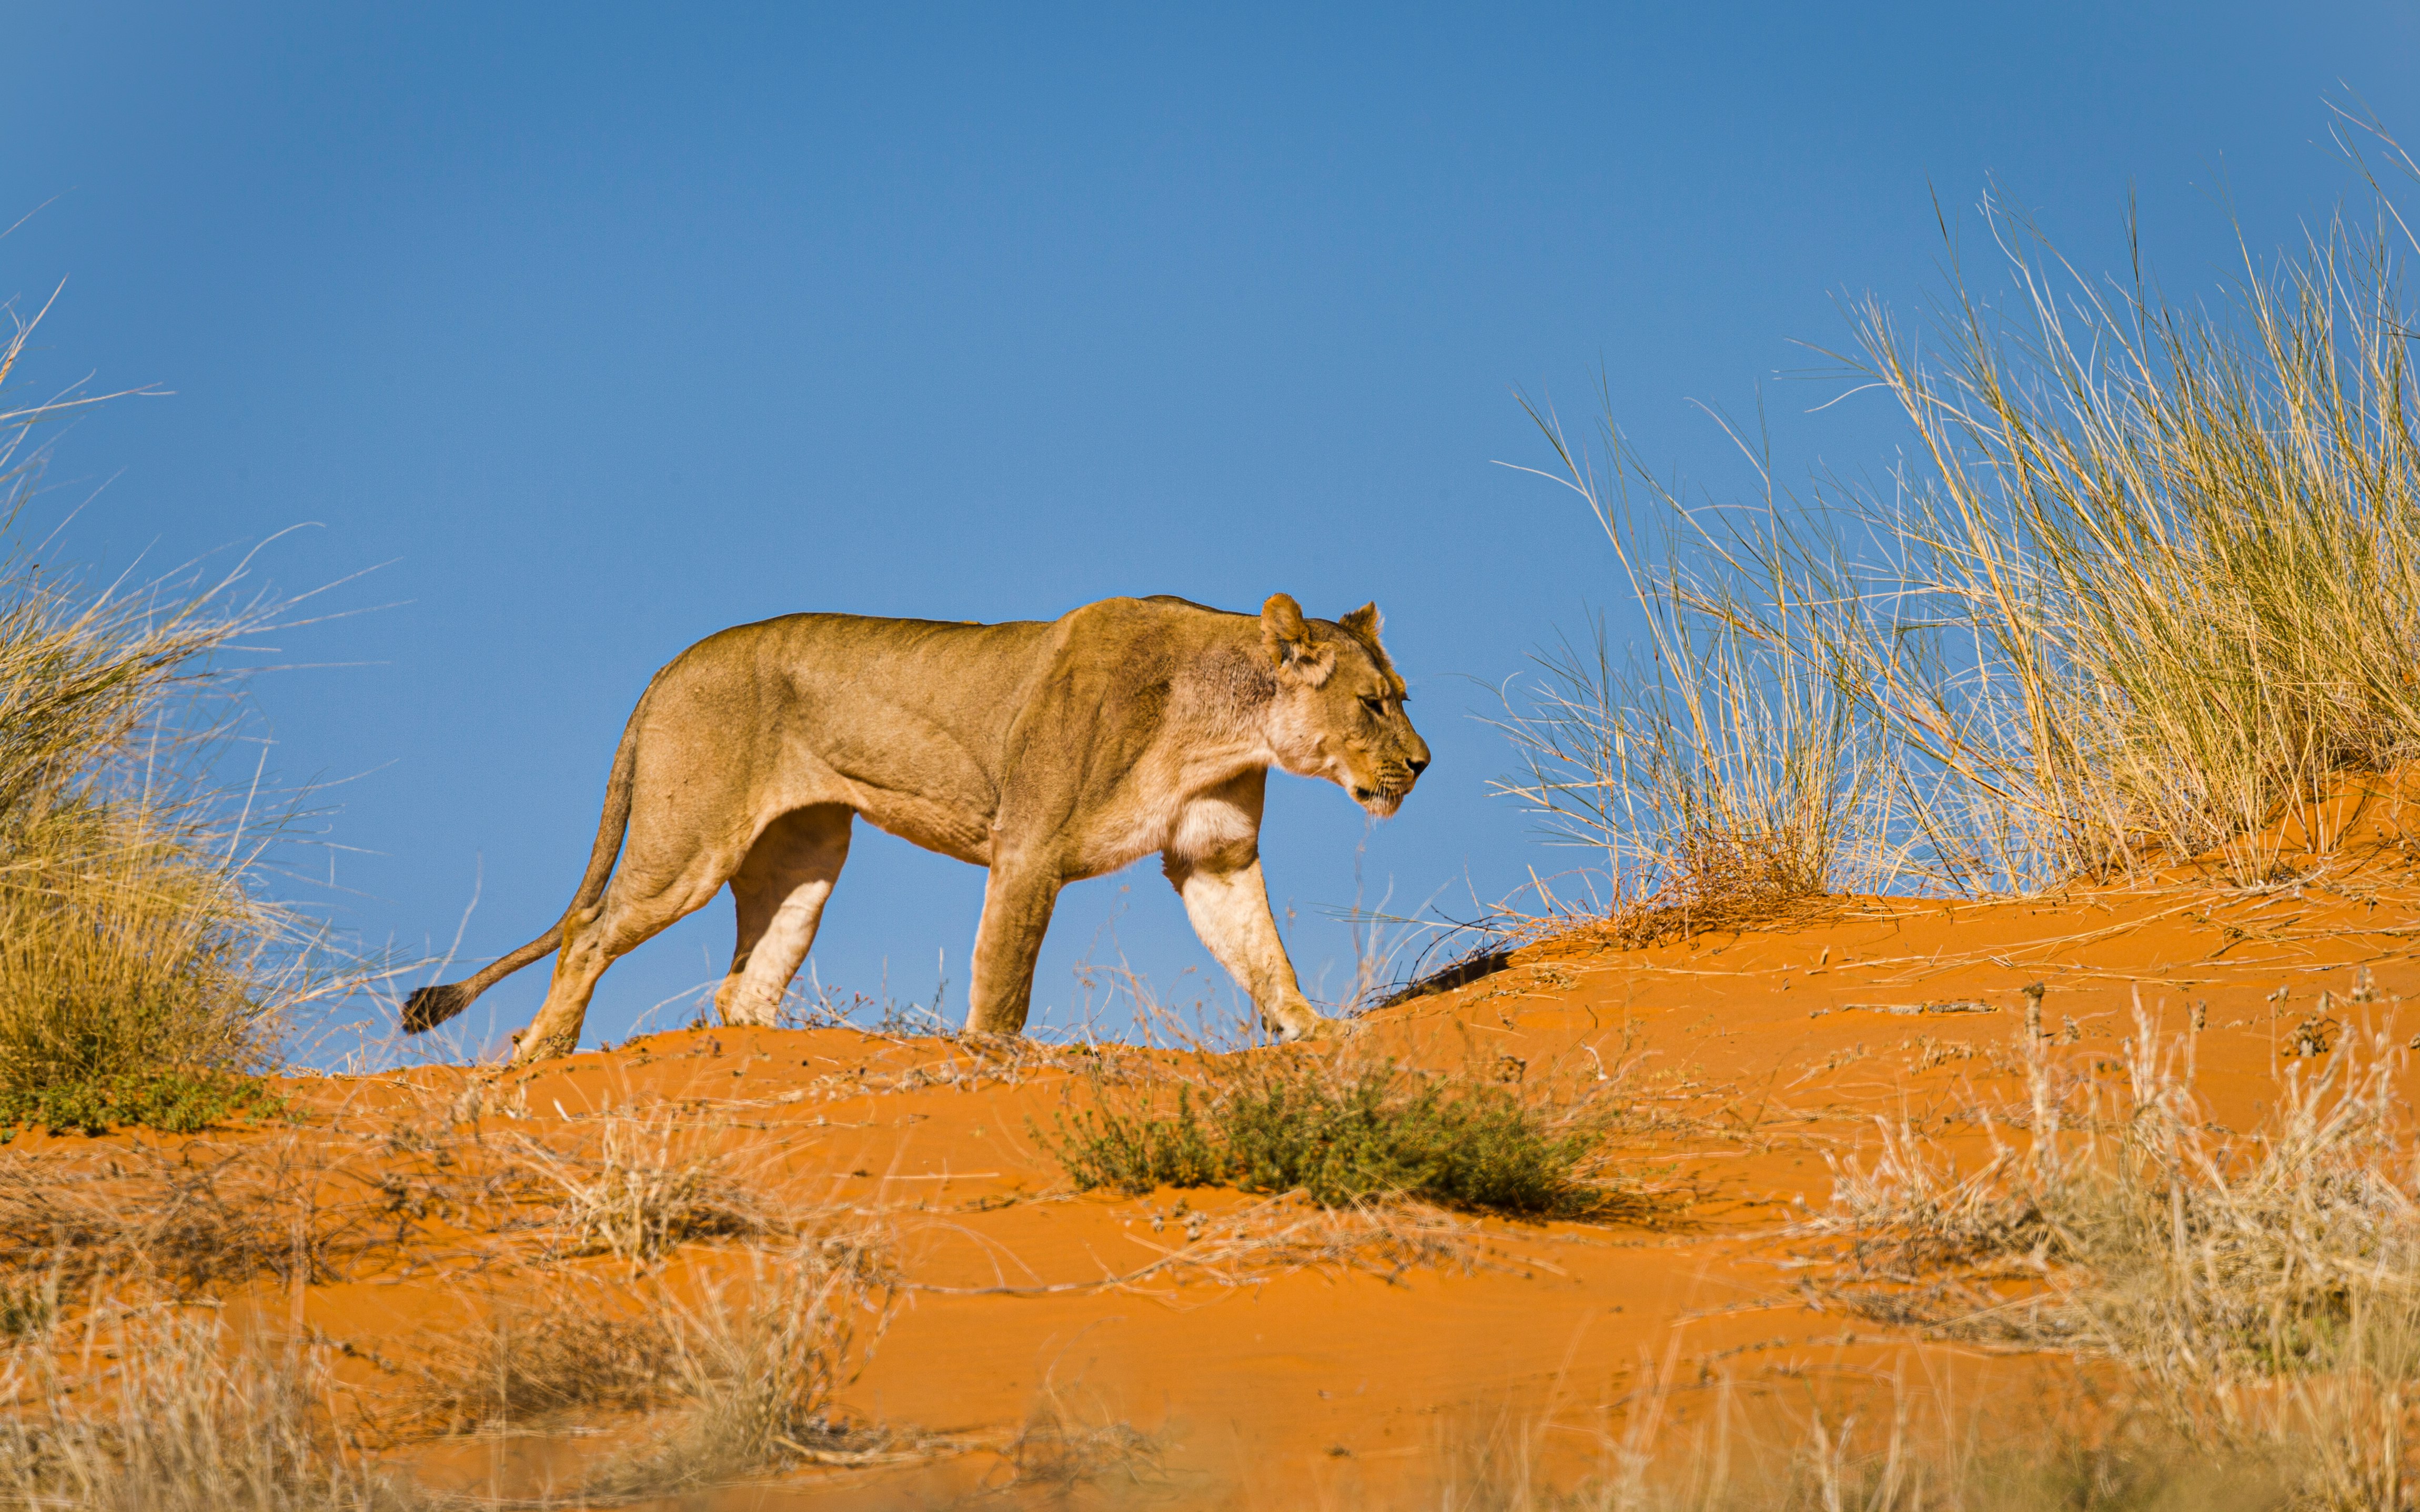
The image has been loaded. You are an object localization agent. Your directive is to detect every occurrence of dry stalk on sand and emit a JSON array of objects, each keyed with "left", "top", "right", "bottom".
[
  {"left": 0, "top": 1308, "right": 426, "bottom": 1511},
  {"left": 512, "top": 1112, "right": 768, "bottom": 1265},
  {"left": 1798, "top": 986, "right": 2420, "bottom": 1505},
  {"left": 1503, "top": 118, "right": 2420, "bottom": 902},
  {"left": 0, "top": 1119, "right": 556, "bottom": 1298},
  {"left": 909, "top": 1192, "right": 1503, "bottom": 1302}
]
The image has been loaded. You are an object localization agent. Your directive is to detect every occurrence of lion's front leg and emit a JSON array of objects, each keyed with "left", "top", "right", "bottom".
[
  {"left": 965, "top": 857, "right": 1063, "bottom": 1036},
  {"left": 1165, "top": 855, "right": 1326, "bottom": 1040}
]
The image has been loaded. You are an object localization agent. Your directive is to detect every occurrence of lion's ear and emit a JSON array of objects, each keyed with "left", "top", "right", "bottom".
[
  {"left": 1339, "top": 602, "right": 1382, "bottom": 643},
  {"left": 1261, "top": 592, "right": 1334, "bottom": 687}
]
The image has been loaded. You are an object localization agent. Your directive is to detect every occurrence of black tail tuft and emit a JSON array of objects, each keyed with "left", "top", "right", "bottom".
[{"left": 402, "top": 982, "right": 478, "bottom": 1034}]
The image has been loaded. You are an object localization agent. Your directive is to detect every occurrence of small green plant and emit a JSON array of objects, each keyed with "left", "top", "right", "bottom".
[
  {"left": 1041, "top": 1060, "right": 1605, "bottom": 1217},
  {"left": 0, "top": 1068, "right": 284, "bottom": 1139},
  {"left": 1045, "top": 1083, "right": 1227, "bottom": 1195}
]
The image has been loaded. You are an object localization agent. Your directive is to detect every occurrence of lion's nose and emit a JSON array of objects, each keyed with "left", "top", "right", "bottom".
[{"left": 1408, "top": 754, "right": 1429, "bottom": 776}]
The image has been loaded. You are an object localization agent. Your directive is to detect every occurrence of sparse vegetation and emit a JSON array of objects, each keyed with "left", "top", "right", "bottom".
[
  {"left": 1042, "top": 1057, "right": 1613, "bottom": 1216},
  {"left": 992, "top": 1407, "right": 1165, "bottom": 1498},
  {"left": 1795, "top": 996, "right": 2420, "bottom": 1508},
  {"left": 1502, "top": 115, "right": 2420, "bottom": 901},
  {"left": 1428, "top": 1387, "right": 2304, "bottom": 1511},
  {"left": 583, "top": 1241, "right": 894, "bottom": 1496},
  {"left": 0, "top": 1272, "right": 53, "bottom": 1345},
  {"left": 519, "top": 1113, "right": 766, "bottom": 1264},
  {"left": 0, "top": 1312, "right": 425, "bottom": 1511},
  {"left": 0, "top": 298, "right": 345, "bottom": 1136},
  {"left": 407, "top": 1286, "right": 682, "bottom": 1435}
]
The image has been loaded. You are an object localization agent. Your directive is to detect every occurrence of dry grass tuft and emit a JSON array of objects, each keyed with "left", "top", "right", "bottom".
[
  {"left": 582, "top": 1238, "right": 896, "bottom": 1496},
  {"left": 1501, "top": 115, "right": 2420, "bottom": 901},
  {"left": 1493, "top": 596, "right": 1873, "bottom": 944},
  {"left": 1797, "top": 988, "right": 2420, "bottom": 1506},
  {"left": 0, "top": 283, "right": 361, "bottom": 1134},
  {"left": 989, "top": 1409, "right": 1165, "bottom": 1498},
  {"left": 0, "top": 1310, "right": 425, "bottom": 1511},
  {"left": 517, "top": 1113, "right": 767, "bottom": 1265},
  {"left": 405, "top": 1284, "right": 682, "bottom": 1437}
]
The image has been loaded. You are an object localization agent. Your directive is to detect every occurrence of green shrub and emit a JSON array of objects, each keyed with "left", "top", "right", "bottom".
[
  {"left": 1041, "top": 1060, "right": 1602, "bottom": 1217},
  {"left": 1046, "top": 1083, "right": 1227, "bottom": 1196},
  {"left": 0, "top": 1068, "right": 283, "bottom": 1139}
]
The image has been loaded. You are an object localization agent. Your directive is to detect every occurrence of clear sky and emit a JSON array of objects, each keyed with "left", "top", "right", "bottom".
[{"left": 5, "top": 4, "right": 2416, "bottom": 1053}]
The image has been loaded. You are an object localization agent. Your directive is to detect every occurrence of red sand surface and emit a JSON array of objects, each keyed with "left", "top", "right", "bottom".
[{"left": 16, "top": 788, "right": 2420, "bottom": 1507}]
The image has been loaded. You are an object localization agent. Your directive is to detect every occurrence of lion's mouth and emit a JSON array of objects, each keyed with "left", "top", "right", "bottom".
[{"left": 1353, "top": 785, "right": 1405, "bottom": 817}]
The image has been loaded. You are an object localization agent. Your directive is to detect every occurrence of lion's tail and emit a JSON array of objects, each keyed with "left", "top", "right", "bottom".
[{"left": 401, "top": 683, "right": 656, "bottom": 1035}]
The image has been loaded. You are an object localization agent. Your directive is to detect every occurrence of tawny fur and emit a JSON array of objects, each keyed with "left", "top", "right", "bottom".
[{"left": 403, "top": 593, "right": 1429, "bottom": 1065}]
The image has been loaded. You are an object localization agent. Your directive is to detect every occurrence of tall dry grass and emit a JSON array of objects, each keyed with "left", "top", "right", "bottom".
[
  {"left": 0, "top": 1310, "right": 424, "bottom": 1511},
  {"left": 1495, "top": 421, "right": 1888, "bottom": 936},
  {"left": 0, "top": 287, "right": 344, "bottom": 1131},
  {"left": 579, "top": 1242, "right": 895, "bottom": 1495},
  {"left": 1424, "top": 1371, "right": 2298, "bottom": 1511},
  {"left": 1792, "top": 989, "right": 2420, "bottom": 1508},
  {"left": 1503, "top": 113, "right": 2420, "bottom": 900}
]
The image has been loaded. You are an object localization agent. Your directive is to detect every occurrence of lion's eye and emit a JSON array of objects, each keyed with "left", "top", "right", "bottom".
[{"left": 1360, "top": 695, "right": 1387, "bottom": 716}]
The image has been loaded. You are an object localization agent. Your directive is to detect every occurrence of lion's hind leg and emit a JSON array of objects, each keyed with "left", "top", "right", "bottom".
[
  {"left": 509, "top": 853, "right": 734, "bottom": 1067},
  {"left": 716, "top": 805, "right": 853, "bottom": 1027}
]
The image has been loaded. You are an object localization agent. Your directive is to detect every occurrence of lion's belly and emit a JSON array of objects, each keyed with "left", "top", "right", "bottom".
[
  {"left": 846, "top": 787, "right": 995, "bottom": 867},
  {"left": 745, "top": 738, "right": 997, "bottom": 867}
]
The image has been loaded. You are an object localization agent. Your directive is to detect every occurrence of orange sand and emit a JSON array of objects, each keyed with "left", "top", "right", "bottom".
[{"left": 18, "top": 794, "right": 2420, "bottom": 1508}]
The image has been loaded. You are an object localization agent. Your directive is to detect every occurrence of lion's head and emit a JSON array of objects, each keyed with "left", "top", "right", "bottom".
[{"left": 1258, "top": 593, "right": 1429, "bottom": 818}]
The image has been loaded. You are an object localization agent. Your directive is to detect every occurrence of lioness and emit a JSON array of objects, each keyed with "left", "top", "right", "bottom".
[{"left": 402, "top": 593, "right": 1427, "bottom": 1064}]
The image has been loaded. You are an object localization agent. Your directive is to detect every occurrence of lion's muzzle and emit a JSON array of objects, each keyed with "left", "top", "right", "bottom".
[{"left": 1352, "top": 753, "right": 1426, "bottom": 817}]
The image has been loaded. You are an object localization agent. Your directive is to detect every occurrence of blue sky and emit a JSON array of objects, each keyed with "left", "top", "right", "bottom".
[{"left": 5, "top": 4, "right": 2415, "bottom": 1052}]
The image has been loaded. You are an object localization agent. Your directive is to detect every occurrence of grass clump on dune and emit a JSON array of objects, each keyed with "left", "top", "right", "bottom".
[
  {"left": 1801, "top": 993, "right": 2420, "bottom": 1509},
  {"left": 0, "top": 1311, "right": 426, "bottom": 1511},
  {"left": 0, "top": 301, "right": 329, "bottom": 1137},
  {"left": 1042, "top": 1058, "right": 1608, "bottom": 1216},
  {"left": 1503, "top": 114, "right": 2420, "bottom": 901}
]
